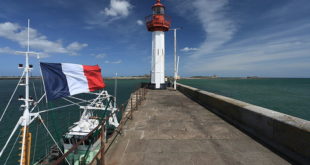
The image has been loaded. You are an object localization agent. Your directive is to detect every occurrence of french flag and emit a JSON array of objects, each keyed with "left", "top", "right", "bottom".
[{"left": 40, "top": 62, "right": 106, "bottom": 100}]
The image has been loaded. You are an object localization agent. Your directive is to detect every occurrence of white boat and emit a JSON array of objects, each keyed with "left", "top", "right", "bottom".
[{"left": 0, "top": 20, "right": 120, "bottom": 165}]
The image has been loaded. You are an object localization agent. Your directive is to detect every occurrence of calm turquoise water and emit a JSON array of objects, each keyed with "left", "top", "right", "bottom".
[
  {"left": 0, "top": 79, "right": 146, "bottom": 164},
  {"left": 179, "top": 78, "right": 310, "bottom": 121}
]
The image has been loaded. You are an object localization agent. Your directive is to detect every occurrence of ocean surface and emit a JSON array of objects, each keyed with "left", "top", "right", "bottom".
[
  {"left": 0, "top": 79, "right": 147, "bottom": 164},
  {"left": 179, "top": 78, "right": 310, "bottom": 121},
  {"left": 1, "top": 78, "right": 309, "bottom": 164}
]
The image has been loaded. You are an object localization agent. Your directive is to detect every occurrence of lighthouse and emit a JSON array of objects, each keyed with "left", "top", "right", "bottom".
[{"left": 146, "top": 0, "right": 171, "bottom": 89}]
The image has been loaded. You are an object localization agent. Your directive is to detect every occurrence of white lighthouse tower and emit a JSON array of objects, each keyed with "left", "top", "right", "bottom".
[{"left": 146, "top": 0, "right": 171, "bottom": 89}]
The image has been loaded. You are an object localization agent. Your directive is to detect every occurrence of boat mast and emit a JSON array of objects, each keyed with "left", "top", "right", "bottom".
[
  {"left": 20, "top": 19, "right": 32, "bottom": 165},
  {"left": 114, "top": 72, "right": 117, "bottom": 107}
]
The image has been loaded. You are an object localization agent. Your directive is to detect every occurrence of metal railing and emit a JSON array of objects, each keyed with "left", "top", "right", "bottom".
[
  {"left": 53, "top": 86, "right": 148, "bottom": 165},
  {"left": 145, "top": 14, "right": 171, "bottom": 31},
  {"left": 145, "top": 14, "right": 171, "bottom": 23}
]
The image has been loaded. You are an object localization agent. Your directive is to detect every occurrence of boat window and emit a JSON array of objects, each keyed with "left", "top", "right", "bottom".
[
  {"left": 63, "top": 138, "right": 70, "bottom": 144},
  {"left": 70, "top": 137, "right": 77, "bottom": 144},
  {"left": 69, "top": 138, "right": 73, "bottom": 144}
]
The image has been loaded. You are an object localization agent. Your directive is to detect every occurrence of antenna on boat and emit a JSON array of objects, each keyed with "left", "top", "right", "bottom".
[
  {"left": 15, "top": 19, "right": 39, "bottom": 165},
  {"left": 114, "top": 72, "right": 118, "bottom": 108},
  {"left": 20, "top": 18, "right": 31, "bottom": 165},
  {"left": 176, "top": 56, "right": 180, "bottom": 81},
  {"left": 0, "top": 19, "right": 38, "bottom": 164},
  {"left": 0, "top": 19, "right": 71, "bottom": 165}
]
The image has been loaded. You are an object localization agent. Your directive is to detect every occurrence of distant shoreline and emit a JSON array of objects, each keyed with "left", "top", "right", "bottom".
[
  {"left": 0, "top": 76, "right": 308, "bottom": 80},
  {"left": 0, "top": 76, "right": 150, "bottom": 80},
  {"left": 0, "top": 76, "right": 41, "bottom": 80},
  {"left": 181, "top": 77, "right": 310, "bottom": 79}
]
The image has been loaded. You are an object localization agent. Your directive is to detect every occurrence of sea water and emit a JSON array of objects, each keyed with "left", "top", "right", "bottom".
[
  {"left": 1, "top": 78, "right": 309, "bottom": 164},
  {"left": 0, "top": 79, "right": 146, "bottom": 164},
  {"left": 179, "top": 78, "right": 310, "bottom": 121}
]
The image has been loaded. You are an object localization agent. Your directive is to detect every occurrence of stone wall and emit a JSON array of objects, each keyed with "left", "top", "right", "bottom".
[{"left": 177, "top": 83, "right": 310, "bottom": 164}]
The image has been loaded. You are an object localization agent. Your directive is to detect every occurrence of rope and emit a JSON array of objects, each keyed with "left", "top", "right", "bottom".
[
  {"left": 4, "top": 130, "right": 22, "bottom": 165},
  {"left": 31, "top": 123, "right": 39, "bottom": 164},
  {"left": 50, "top": 108, "right": 60, "bottom": 144},
  {"left": 38, "top": 100, "right": 91, "bottom": 114},
  {"left": 0, "top": 70, "right": 25, "bottom": 123},
  {"left": 62, "top": 97, "right": 84, "bottom": 106},
  {"left": 31, "top": 81, "right": 40, "bottom": 164},
  {"left": 30, "top": 94, "right": 46, "bottom": 113},
  {"left": 68, "top": 96, "right": 92, "bottom": 103},
  {"left": 45, "top": 103, "right": 49, "bottom": 156},
  {"left": 38, "top": 58, "right": 48, "bottom": 103},
  {"left": 39, "top": 115, "right": 71, "bottom": 165}
]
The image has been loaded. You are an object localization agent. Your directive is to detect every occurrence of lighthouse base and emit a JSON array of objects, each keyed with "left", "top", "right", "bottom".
[{"left": 148, "top": 83, "right": 167, "bottom": 90}]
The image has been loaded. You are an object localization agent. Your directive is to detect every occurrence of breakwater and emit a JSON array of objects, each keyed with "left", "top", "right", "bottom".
[
  {"left": 103, "top": 87, "right": 290, "bottom": 164},
  {"left": 177, "top": 83, "right": 310, "bottom": 164},
  {"left": 178, "top": 78, "right": 310, "bottom": 121}
]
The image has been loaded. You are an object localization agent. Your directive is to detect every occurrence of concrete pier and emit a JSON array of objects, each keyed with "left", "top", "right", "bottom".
[{"left": 105, "top": 89, "right": 290, "bottom": 165}]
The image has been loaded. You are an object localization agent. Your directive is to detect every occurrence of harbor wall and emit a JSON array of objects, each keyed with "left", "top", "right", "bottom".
[{"left": 177, "top": 83, "right": 310, "bottom": 164}]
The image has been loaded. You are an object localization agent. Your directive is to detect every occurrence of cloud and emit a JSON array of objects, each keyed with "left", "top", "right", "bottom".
[
  {"left": 0, "top": 22, "right": 88, "bottom": 56},
  {"left": 105, "top": 60, "right": 122, "bottom": 64},
  {"left": 168, "top": 0, "right": 236, "bottom": 58},
  {"left": 67, "top": 42, "right": 88, "bottom": 52},
  {"left": 172, "top": 0, "right": 310, "bottom": 77},
  {"left": 171, "top": 0, "right": 310, "bottom": 77},
  {"left": 190, "top": 0, "right": 236, "bottom": 58},
  {"left": 136, "top": 20, "right": 144, "bottom": 26},
  {"left": 102, "top": 0, "right": 132, "bottom": 17},
  {"left": 181, "top": 47, "right": 199, "bottom": 52},
  {"left": 86, "top": 0, "right": 133, "bottom": 27},
  {"left": 95, "top": 53, "right": 107, "bottom": 59},
  {"left": 0, "top": 47, "right": 14, "bottom": 54},
  {"left": 183, "top": 24, "right": 310, "bottom": 76},
  {"left": 0, "top": 46, "right": 50, "bottom": 58}
]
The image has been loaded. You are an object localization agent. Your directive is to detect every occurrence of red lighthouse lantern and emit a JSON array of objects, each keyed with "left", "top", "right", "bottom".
[
  {"left": 146, "top": 0, "right": 171, "bottom": 32},
  {"left": 145, "top": 0, "right": 171, "bottom": 89}
]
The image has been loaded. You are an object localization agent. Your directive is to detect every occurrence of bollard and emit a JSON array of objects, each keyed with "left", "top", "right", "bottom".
[
  {"left": 140, "top": 89, "right": 142, "bottom": 102},
  {"left": 120, "top": 104, "right": 124, "bottom": 127},
  {"left": 144, "top": 88, "right": 146, "bottom": 100},
  {"left": 101, "top": 121, "right": 105, "bottom": 165},
  {"left": 143, "top": 88, "right": 145, "bottom": 100},
  {"left": 135, "top": 91, "right": 138, "bottom": 110},
  {"left": 130, "top": 97, "right": 133, "bottom": 119},
  {"left": 138, "top": 89, "right": 140, "bottom": 105},
  {"left": 121, "top": 104, "right": 124, "bottom": 117}
]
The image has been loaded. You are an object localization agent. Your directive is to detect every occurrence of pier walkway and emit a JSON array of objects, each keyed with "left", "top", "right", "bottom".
[{"left": 105, "top": 89, "right": 290, "bottom": 165}]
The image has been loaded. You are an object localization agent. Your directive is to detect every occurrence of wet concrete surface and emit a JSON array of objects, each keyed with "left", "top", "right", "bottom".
[{"left": 105, "top": 89, "right": 290, "bottom": 165}]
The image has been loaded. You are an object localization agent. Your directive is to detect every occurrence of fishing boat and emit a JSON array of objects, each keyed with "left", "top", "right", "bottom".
[
  {"left": 0, "top": 20, "right": 120, "bottom": 165},
  {"left": 34, "top": 89, "right": 119, "bottom": 165}
]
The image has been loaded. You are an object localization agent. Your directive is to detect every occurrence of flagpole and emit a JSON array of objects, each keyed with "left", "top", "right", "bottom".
[
  {"left": 169, "top": 27, "right": 182, "bottom": 90},
  {"left": 20, "top": 18, "right": 31, "bottom": 165},
  {"left": 114, "top": 72, "right": 117, "bottom": 108}
]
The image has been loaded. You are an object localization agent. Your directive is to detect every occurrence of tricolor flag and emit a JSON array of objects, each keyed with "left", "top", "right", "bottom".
[{"left": 40, "top": 62, "right": 106, "bottom": 100}]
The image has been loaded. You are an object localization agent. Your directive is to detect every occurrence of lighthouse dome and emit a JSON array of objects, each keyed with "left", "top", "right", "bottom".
[{"left": 146, "top": 0, "right": 171, "bottom": 32}]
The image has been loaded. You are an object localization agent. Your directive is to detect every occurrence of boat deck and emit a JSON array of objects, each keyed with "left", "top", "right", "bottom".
[{"left": 105, "top": 89, "right": 290, "bottom": 165}]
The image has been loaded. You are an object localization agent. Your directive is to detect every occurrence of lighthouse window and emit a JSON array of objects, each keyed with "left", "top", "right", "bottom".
[{"left": 153, "top": 7, "right": 164, "bottom": 14}]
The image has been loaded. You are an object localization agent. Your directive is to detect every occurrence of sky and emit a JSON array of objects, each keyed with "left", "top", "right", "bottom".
[{"left": 0, "top": 0, "right": 309, "bottom": 77}]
